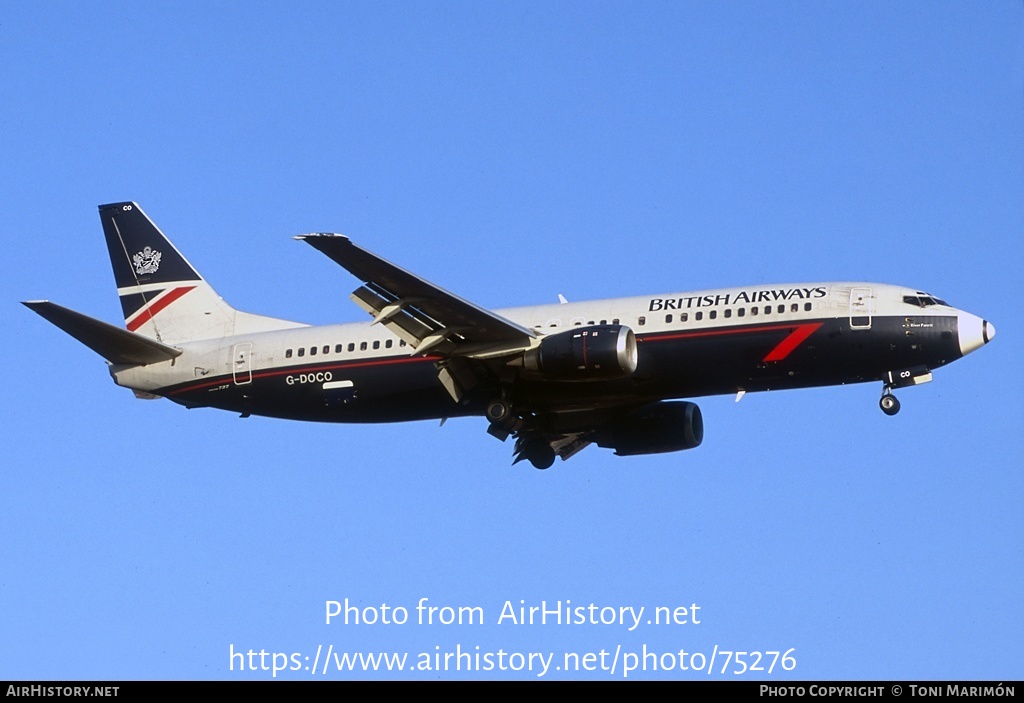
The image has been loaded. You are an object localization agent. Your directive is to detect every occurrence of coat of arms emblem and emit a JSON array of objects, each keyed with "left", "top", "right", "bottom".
[{"left": 133, "top": 246, "right": 162, "bottom": 275}]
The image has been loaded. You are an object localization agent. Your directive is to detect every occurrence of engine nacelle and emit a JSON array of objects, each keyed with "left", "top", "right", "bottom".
[
  {"left": 523, "top": 324, "right": 637, "bottom": 381},
  {"left": 594, "top": 401, "right": 703, "bottom": 456}
]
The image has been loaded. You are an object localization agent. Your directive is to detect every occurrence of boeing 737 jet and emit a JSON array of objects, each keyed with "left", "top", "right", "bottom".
[{"left": 24, "top": 202, "right": 995, "bottom": 469}]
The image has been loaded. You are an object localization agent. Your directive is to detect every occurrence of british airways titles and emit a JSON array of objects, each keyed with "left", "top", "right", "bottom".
[{"left": 648, "top": 286, "right": 828, "bottom": 312}]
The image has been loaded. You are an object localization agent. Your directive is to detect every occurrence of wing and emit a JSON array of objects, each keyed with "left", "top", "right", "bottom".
[
  {"left": 295, "top": 233, "right": 536, "bottom": 358},
  {"left": 297, "top": 233, "right": 540, "bottom": 403}
]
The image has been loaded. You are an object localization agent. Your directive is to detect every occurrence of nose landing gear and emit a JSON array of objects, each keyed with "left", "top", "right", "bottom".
[
  {"left": 878, "top": 366, "right": 933, "bottom": 415},
  {"left": 879, "top": 387, "right": 901, "bottom": 416}
]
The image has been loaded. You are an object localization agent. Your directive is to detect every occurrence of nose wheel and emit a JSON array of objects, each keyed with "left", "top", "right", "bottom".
[{"left": 879, "top": 388, "right": 901, "bottom": 416}]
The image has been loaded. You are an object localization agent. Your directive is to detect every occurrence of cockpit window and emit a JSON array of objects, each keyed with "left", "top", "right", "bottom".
[{"left": 903, "top": 293, "right": 949, "bottom": 308}]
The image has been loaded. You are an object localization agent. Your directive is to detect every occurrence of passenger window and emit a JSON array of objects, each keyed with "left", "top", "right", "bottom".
[
  {"left": 360, "top": 342, "right": 367, "bottom": 351},
  {"left": 777, "top": 304, "right": 785, "bottom": 314},
  {"left": 386, "top": 339, "right": 393, "bottom": 349},
  {"left": 764, "top": 305, "right": 771, "bottom": 315},
  {"left": 310, "top": 346, "right": 317, "bottom": 356},
  {"left": 724, "top": 309, "right": 732, "bottom": 318},
  {"left": 804, "top": 302, "right": 812, "bottom": 312},
  {"left": 665, "top": 314, "right": 673, "bottom": 323},
  {"left": 681, "top": 313, "right": 688, "bottom": 322},
  {"left": 638, "top": 316, "right": 646, "bottom": 326},
  {"left": 709, "top": 310, "right": 717, "bottom": 320},
  {"left": 347, "top": 342, "right": 355, "bottom": 352},
  {"left": 335, "top": 344, "right": 343, "bottom": 353},
  {"left": 695, "top": 311, "right": 703, "bottom": 321},
  {"left": 285, "top": 349, "right": 293, "bottom": 359},
  {"left": 373, "top": 340, "right": 380, "bottom": 350},
  {"left": 298, "top": 348, "right": 305, "bottom": 357},
  {"left": 737, "top": 308, "right": 745, "bottom": 317},
  {"left": 612, "top": 318, "right": 620, "bottom": 324},
  {"left": 790, "top": 303, "right": 798, "bottom": 313},
  {"left": 750, "top": 307, "right": 758, "bottom": 316},
  {"left": 600, "top": 319, "right": 607, "bottom": 324},
  {"left": 400, "top": 340, "right": 407, "bottom": 347}
]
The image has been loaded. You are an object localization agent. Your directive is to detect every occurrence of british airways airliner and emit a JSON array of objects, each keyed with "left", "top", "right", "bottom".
[{"left": 24, "top": 202, "right": 995, "bottom": 469}]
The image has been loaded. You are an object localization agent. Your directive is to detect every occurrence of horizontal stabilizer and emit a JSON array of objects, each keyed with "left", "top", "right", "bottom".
[{"left": 22, "top": 301, "right": 182, "bottom": 365}]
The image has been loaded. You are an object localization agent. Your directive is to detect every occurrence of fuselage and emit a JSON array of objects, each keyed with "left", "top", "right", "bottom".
[
  {"left": 110, "top": 281, "right": 991, "bottom": 429},
  {"left": 26, "top": 202, "right": 996, "bottom": 468}
]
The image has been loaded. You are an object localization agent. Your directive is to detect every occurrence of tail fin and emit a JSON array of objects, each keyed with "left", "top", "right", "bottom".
[{"left": 99, "top": 202, "right": 303, "bottom": 344}]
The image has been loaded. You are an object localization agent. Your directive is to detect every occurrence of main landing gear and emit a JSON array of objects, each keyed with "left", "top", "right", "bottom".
[
  {"left": 485, "top": 398, "right": 521, "bottom": 440},
  {"left": 486, "top": 397, "right": 556, "bottom": 470},
  {"left": 486, "top": 398, "right": 515, "bottom": 427},
  {"left": 879, "top": 387, "right": 901, "bottom": 416},
  {"left": 514, "top": 436, "right": 556, "bottom": 470}
]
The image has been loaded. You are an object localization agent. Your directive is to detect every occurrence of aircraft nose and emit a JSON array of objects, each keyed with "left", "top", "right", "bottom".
[{"left": 957, "top": 311, "right": 995, "bottom": 356}]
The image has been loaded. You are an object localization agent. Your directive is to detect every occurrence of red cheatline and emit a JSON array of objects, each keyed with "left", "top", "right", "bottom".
[
  {"left": 641, "top": 321, "right": 823, "bottom": 362},
  {"left": 167, "top": 354, "right": 439, "bottom": 395}
]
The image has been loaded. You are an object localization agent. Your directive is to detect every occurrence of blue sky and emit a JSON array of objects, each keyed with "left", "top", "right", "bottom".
[{"left": 1, "top": 1, "right": 1021, "bottom": 680}]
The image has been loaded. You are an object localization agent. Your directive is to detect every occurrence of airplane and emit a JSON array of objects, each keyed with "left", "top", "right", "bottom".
[{"left": 24, "top": 202, "right": 996, "bottom": 469}]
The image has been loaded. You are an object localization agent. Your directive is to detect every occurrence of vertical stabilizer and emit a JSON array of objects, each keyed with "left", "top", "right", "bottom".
[{"left": 99, "top": 202, "right": 304, "bottom": 344}]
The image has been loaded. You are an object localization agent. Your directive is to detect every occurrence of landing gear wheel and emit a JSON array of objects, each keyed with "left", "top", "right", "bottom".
[
  {"left": 879, "top": 393, "right": 900, "bottom": 416},
  {"left": 522, "top": 439, "right": 556, "bottom": 470},
  {"left": 486, "top": 399, "right": 513, "bottom": 425}
]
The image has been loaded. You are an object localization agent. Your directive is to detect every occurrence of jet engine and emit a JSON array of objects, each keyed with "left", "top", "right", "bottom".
[
  {"left": 522, "top": 324, "right": 637, "bottom": 381},
  {"left": 594, "top": 401, "right": 703, "bottom": 456}
]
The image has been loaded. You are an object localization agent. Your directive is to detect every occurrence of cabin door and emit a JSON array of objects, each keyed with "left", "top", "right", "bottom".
[
  {"left": 849, "top": 288, "right": 873, "bottom": 330},
  {"left": 232, "top": 342, "right": 253, "bottom": 385}
]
